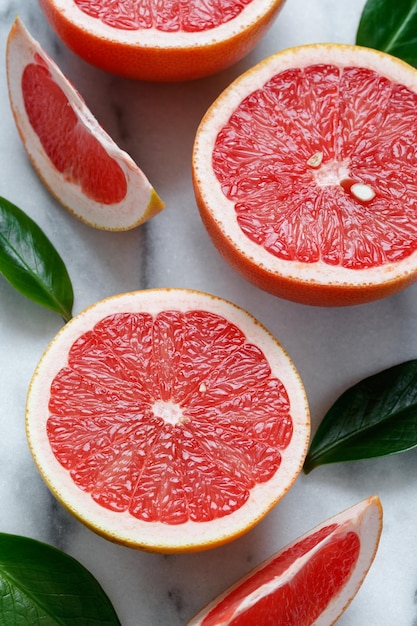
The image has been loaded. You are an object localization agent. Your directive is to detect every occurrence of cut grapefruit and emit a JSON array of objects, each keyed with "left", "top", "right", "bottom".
[
  {"left": 25, "top": 289, "right": 310, "bottom": 552},
  {"left": 6, "top": 17, "right": 164, "bottom": 231},
  {"left": 192, "top": 43, "right": 417, "bottom": 306},
  {"left": 37, "top": 0, "right": 286, "bottom": 82},
  {"left": 187, "top": 495, "right": 383, "bottom": 625}
]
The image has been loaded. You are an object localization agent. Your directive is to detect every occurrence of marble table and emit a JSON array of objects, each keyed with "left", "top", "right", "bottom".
[{"left": 1, "top": 0, "right": 417, "bottom": 624}]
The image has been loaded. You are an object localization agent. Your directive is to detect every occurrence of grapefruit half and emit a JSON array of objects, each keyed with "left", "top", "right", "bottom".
[
  {"left": 187, "top": 495, "right": 383, "bottom": 625},
  {"left": 6, "top": 17, "right": 164, "bottom": 231},
  {"left": 37, "top": 0, "right": 286, "bottom": 82},
  {"left": 193, "top": 43, "right": 417, "bottom": 306},
  {"left": 26, "top": 289, "right": 310, "bottom": 552}
]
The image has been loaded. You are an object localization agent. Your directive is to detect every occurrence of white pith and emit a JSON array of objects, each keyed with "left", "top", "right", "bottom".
[
  {"left": 193, "top": 43, "right": 417, "bottom": 288},
  {"left": 187, "top": 496, "right": 383, "bottom": 625},
  {"left": 6, "top": 18, "right": 164, "bottom": 231},
  {"left": 26, "top": 289, "right": 310, "bottom": 552}
]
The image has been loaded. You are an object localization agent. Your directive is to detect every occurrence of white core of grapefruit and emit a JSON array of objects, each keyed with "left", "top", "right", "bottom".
[
  {"left": 193, "top": 43, "right": 417, "bottom": 291},
  {"left": 6, "top": 18, "right": 164, "bottom": 231},
  {"left": 26, "top": 289, "right": 310, "bottom": 552}
]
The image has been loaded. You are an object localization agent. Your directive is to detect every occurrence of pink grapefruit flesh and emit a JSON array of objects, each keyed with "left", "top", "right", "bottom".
[
  {"left": 26, "top": 289, "right": 310, "bottom": 552},
  {"left": 22, "top": 56, "right": 127, "bottom": 205},
  {"left": 187, "top": 495, "right": 383, "bottom": 625}
]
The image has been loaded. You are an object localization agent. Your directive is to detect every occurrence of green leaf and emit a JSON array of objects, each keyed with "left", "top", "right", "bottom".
[
  {"left": 356, "top": 0, "right": 417, "bottom": 67},
  {"left": 0, "top": 197, "right": 73, "bottom": 322},
  {"left": 0, "top": 533, "right": 121, "bottom": 625},
  {"left": 303, "top": 360, "right": 417, "bottom": 473}
]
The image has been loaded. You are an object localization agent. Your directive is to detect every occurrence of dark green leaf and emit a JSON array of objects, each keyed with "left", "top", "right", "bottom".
[
  {"left": 0, "top": 533, "right": 121, "bottom": 625},
  {"left": 356, "top": 0, "right": 417, "bottom": 67},
  {"left": 0, "top": 197, "right": 73, "bottom": 322},
  {"left": 303, "top": 360, "right": 417, "bottom": 473}
]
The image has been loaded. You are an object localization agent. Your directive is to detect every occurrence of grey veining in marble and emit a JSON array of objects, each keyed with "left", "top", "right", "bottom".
[{"left": 1, "top": 0, "right": 417, "bottom": 624}]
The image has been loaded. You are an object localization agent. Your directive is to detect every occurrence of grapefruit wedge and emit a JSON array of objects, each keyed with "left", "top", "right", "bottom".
[
  {"left": 26, "top": 289, "right": 310, "bottom": 552},
  {"left": 187, "top": 495, "right": 383, "bottom": 625},
  {"left": 6, "top": 17, "right": 164, "bottom": 231},
  {"left": 193, "top": 43, "right": 417, "bottom": 306},
  {"left": 37, "top": 0, "right": 286, "bottom": 82}
]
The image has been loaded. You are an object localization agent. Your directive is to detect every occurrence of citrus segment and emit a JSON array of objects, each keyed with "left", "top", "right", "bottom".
[
  {"left": 37, "top": 0, "right": 286, "bottom": 81},
  {"left": 193, "top": 44, "right": 417, "bottom": 305},
  {"left": 22, "top": 57, "right": 127, "bottom": 205},
  {"left": 6, "top": 17, "right": 164, "bottom": 230},
  {"left": 187, "top": 495, "right": 383, "bottom": 625},
  {"left": 26, "top": 289, "right": 310, "bottom": 552}
]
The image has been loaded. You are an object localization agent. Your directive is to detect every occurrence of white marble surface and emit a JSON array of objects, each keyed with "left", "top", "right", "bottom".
[{"left": 1, "top": 0, "right": 417, "bottom": 624}]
